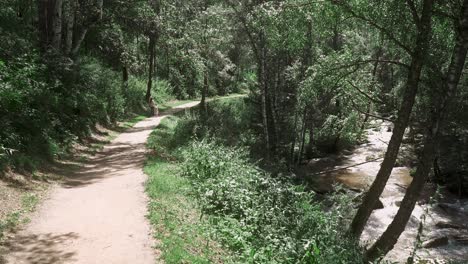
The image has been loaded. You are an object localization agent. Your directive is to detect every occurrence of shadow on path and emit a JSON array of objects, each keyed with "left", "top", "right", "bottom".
[{"left": 0, "top": 232, "right": 78, "bottom": 264}]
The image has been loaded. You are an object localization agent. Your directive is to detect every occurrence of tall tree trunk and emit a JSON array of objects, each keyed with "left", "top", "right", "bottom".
[
  {"left": 350, "top": 0, "right": 435, "bottom": 238},
  {"left": 259, "top": 32, "right": 270, "bottom": 161},
  {"left": 305, "top": 118, "right": 314, "bottom": 158},
  {"left": 290, "top": 110, "right": 299, "bottom": 164},
  {"left": 297, "top": 109, "right": 308, "bottom": 165},
  {"left": 122, "top": 65, "right": 129, "bottom": 86},
  {"left": 63, "top": 0, "right": 74, "bottom": 55},
  {"left": 200, "top": 68, "right": 208, "bottom": 119},
  {"left": 51, "top": 0, "right": 62, "bottom": 50},
  {"left": 71, "top": 27, "right": 88, "bottom": 56},
  {"left": 70, "top": 0, "right": 102, "bottom": 56},
  {"left": 146, "top": 35, "right": 156, "bottom": 103},
  {"left": 365, "top": 2, "right": 468, "bottom": 260},
  {"left": 38, "top": 0, "right": 52, "bottom": 51}
]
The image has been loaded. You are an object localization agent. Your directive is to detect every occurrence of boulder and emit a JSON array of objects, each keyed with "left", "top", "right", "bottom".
[
  {"left": 435, "top": 221, "right": 466, "bottom": 230},
  {"left": 438, "top": 203, "right": 463, "bottom": 215},
  {"left": 454, "top": 235, "right": 468, "bottom": 245},
  {"left": 422, "top": 236, "right": 449, "bottom": 248}
]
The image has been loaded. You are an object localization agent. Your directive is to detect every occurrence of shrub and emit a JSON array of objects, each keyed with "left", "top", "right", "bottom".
[{"left": 180, "top": 140, "right": 363, "bottom": 263}]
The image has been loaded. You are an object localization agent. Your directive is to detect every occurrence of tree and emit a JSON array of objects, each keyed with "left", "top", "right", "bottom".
[
  {"left": 348, "top": 0, "right": 436, "bottom": 238},
  {"left": 365, "top": 0, "right": 468, "bottom": 260}
]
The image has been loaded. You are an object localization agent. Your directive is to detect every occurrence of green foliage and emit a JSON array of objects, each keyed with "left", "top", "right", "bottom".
[
  {"left": 0, "top": 54, "right": 146, "bottom": 171},
  {"left": 124, "top": 77, "right": 148, "bottom": 114},
  {"left": 180, "top": 140, "right": 363, "bottom": 263},
  {"left": 147, "top": 98, "right": 255, "bottom": 159},
  {"left": 145, "top": 116, "right": 228, "bottom": 263},
  {"left": 0, "top": 193, "right": 38, "bottom": 241}
]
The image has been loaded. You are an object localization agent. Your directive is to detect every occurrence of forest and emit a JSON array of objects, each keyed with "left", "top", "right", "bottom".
[{"left": 1, "top": 0, "right": 468, "bottom": 263}]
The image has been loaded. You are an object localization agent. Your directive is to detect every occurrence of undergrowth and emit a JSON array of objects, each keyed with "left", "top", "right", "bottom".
[
  {"left": 0, "top": 193, "right": 38, "bottom": 241},
  {"left": 145, "top": 104, "right": 364, "bottom": 263},
  {"left": 145, "top": 115, "right": 227, "bottom": 263}
]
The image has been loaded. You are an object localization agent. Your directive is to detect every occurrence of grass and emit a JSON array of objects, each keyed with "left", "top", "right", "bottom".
[
  {"left": 144, "top": 116, "right": 227, "bottom": 264},
  {"left": 159, "top": 100, "right": 195, "bottom": 112},
  {"left": 0, "top": 193, "right": 38, "bottom": 241},
  {"left": 119, "top": 115, "right": 148, "bottom": 130}
]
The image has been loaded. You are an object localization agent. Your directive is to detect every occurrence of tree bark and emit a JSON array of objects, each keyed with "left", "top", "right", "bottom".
[
  {"left": 146, "top": 35, "right": 156, "bottom": 103},
  {"left": 70, "top": 0, "right": 102, "bottom": 56},
  {"left": 200, "top": 68, "right": 208, "bottom": 118},
  {"left": 71, "top": 27, "right": 88, "bottom": 56},
  {"left": 305, "top": 119, "right": 314, "bottom": 158},
  {"left": 259, "top": 32, "right": 271, "bottom": 161},
  {"left": 365, "top": 1, "right": 468, "bottom": 260},
  {"left": 38, "top": 0, "right": 52, "bottom": 51},
  {"left": 51, "top": 0, "right": 62, "bottom": 50},
  {"left": 122, "top": 65, "right": 129, "bottom": 85},
  {"left": 63, "top": 0, "right": 74, "bottom": 55},
  {"left": 350, "top": 0, "right": 435, "bottom": 238}
]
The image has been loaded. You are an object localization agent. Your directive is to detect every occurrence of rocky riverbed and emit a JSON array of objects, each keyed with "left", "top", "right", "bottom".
[{"left": 301, "top": 120, "right": 468, "bottom": 263}]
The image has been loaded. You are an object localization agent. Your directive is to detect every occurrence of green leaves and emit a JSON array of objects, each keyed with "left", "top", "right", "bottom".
[{"left": 180, "top": 140, "right": 363, "bottom": 263}]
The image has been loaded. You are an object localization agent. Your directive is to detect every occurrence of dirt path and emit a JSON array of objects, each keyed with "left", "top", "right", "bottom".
[{"left": 1, "top": 102, "right": 199, "bottom": 264}]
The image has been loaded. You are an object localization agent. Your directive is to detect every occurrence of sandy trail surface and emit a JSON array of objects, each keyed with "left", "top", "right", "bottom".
[{"left": 1, "top": 102, "right": 199, "bottom": 264}]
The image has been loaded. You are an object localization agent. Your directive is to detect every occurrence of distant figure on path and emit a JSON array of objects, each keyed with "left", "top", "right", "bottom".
[{"left": 149, "top": 97, "right": 158, "bottom": 117}]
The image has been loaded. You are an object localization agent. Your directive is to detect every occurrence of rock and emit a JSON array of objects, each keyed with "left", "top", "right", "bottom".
[
  {"left": 348, "top": 187, "right": 362, "bottom": 193},
  {"left": 438, "top": 203, "right": 464, "bottom": 215},
  {"left": 454, "top": 235, "right": 468, "bottom": 245},
  {"left": 436, "top": 221, "right": 466, "bottom": 230},
  {"left": 422, "top": 236, "right": 449, "bottom": 248},
  {"left": 373, "top": 199, "right": 384, "bottom": 210}
]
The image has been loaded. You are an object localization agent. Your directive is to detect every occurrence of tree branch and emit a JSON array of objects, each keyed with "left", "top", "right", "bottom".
[
  {"left": 333, "top": 1, "right": 414, "bottom": 55},
  {"left": 347, "top": 81, "right": 387, "bottom": 105},
  {"left": 350, "top": 99, "right": 394, "bottom": 123},
  {"left": 406, "top": 0, "right": 421, "bottom": 27}
]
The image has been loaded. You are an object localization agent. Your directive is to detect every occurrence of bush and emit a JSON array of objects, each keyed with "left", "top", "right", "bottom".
[
  {"left": 0, "top": 54, "right": 141, "bottom": 172},
  {"left": 180, "top": 140, "right": 363, "bottom": 263}
]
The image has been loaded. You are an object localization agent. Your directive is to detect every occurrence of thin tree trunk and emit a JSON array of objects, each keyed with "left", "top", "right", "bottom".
[
  {"left": 51, "top": 0, "right": 62, "bottom": 50},
  {"left": 259, "top": 33, "right": 270, "bottom": 161},
  {"left": 297, "top": 109, "right": 308, "bottom": 165},
  {"left": 350, "top": 0, "right": 435, "bottom": 238},
  {"left": 200, "top": 68, "right": 208, "bottom": 118},
  {"left": 71, "top": 27, "right": 88, "bottom": 56},
  {"left": 146, "top": 35, "right": 156, "bottom": 103},
  {"left": 268, "top": 60, "right": 279, "bottom": 156},
  {"left": 70, "top": 0, "right": 102, "bottom": 56},
  {"left": 361, "top": 49, "right": 381, "bottom": 132},
  {"left": 122, "top": 65, "right": 129, "bottom": 85},
  {"left": 290, "top": 110, "right": 299, "bottom": 164},
  {"left": 63, "top": 0, "right": 74, "bottom": 55},
  {"left": 305, "top": 119, "right": 314, "bottom": 158},
  {"left": 365, "top": 2, "right": 468, "bottom": 260},
  {"left": 38, "top": 0, "right": 51, "bottom": 51}
]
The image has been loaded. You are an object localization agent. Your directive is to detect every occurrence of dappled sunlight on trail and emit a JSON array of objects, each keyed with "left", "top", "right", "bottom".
[{"left": 1, "top": 102, "right": 199, "bottom": 264}]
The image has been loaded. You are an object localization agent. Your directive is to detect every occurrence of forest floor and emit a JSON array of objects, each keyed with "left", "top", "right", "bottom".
[{"left": 0, "top": 101, "right": 200, "bottom": 264}]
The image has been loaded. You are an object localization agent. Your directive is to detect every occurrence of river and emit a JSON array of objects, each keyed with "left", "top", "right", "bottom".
[{"left": 301, "top": 120, "right": 468, "bottom": 263}]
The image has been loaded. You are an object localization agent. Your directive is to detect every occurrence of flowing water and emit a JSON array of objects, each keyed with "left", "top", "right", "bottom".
[{"left": 302, "top": 120, "right": 468, "bottom": 263}]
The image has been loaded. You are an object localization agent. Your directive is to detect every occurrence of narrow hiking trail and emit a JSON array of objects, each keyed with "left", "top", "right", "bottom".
[{"left": 1, "top": 102, "right": 199, "bottom": 264}]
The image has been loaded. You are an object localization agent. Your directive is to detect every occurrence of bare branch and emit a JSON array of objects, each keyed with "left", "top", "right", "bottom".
[
  {"left": 349, "top": 99, "right": 394, "bottom": 123},
  {"left": 406, "top": 0, "right": 421, "bottom": 26},
  {"left": 333, "top": 1, "right": 414, "bottom": 55},
  {"left": 347, "top": 81, "right": 387, "bottom": 105}
]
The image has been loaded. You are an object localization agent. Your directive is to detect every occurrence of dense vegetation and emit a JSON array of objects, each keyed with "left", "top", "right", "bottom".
[
  {"left": 2, "top": 0, "right": 468, "bottom": 262},
  {"left": 145, "top": 104, "right": 363, "bottom": 263}
]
